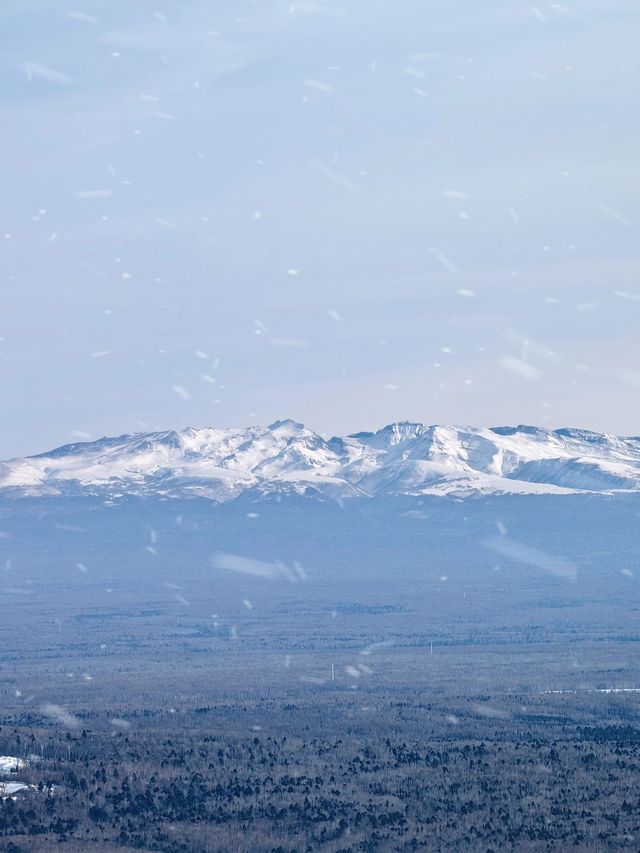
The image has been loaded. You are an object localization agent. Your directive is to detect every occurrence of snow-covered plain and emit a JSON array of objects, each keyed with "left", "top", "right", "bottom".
[
  {"left": 2, "top": 420, "right": 640, "bottom": 502},
  {"left": 0, "top": 756, "right": 28, "bottom": 774},
  {"left": 0, "top": 756, "right": 32, "bottom": 799},
  {"left": 0, "top": 782, "right": 30, "bottom": 797}
]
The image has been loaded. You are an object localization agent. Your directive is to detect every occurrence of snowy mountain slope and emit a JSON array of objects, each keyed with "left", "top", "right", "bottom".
[{"left": 2, "top": 420, "right": 640, "bottom": 501}]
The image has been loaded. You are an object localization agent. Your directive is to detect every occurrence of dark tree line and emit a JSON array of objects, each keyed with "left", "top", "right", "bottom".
[{"left": 1, "top": 705, "right": 640, "bottom": 852}]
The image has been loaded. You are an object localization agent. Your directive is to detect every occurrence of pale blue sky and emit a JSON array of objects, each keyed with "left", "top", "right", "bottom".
[{"left": 2, "top": 0, "right": 640, "bottom": 456}]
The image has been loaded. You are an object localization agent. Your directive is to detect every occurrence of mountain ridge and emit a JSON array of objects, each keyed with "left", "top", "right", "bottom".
[{"left": 2, "top": 420, "right": 640, "bottom": 502}]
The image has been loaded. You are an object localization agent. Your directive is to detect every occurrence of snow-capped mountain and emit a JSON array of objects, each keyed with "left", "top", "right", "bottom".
[{"left": 2, "top": 420, "right": 640, "bottom": 502}]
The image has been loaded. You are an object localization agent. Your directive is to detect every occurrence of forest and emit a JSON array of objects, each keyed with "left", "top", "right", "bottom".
[{"left": 1, "top": 691, "right": 639, "bottom": 852}]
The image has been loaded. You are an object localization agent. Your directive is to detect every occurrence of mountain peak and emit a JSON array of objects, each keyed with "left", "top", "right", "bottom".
[
  {"left": 2, "top": 421, "right": 640, "bottom": 502},
  {"left": 268, "top": 418, "right": 307, "bottom": 435}
]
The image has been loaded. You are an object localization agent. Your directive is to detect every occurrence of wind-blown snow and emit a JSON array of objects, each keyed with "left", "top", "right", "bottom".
[{"left": 2, "top": 419, "right": 640, "bottom": 502}]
